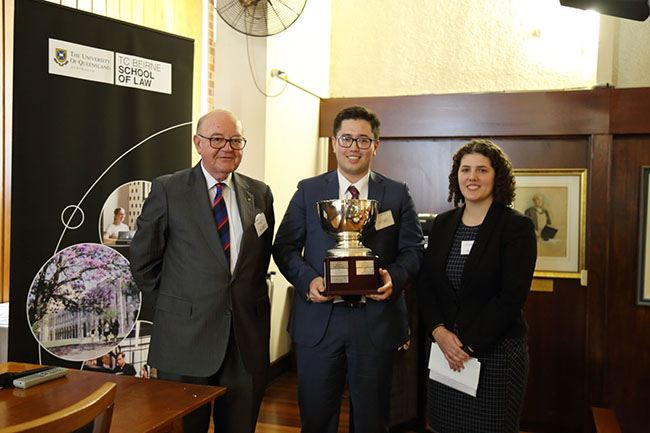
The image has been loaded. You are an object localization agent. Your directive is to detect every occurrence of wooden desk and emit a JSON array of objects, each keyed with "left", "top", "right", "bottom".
[{"left": 0, "top": 362, "right": 226, "bottom": 432}]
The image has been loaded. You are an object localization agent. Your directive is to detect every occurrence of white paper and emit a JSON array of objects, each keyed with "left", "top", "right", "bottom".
[{"left": 428, "top": 342, "right": 481, "bottom": 397}]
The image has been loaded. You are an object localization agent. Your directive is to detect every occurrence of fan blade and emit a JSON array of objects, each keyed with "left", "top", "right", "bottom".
[
  {"left": 273, "top": 0, "right": 301, "bottom": 18},
  {"left": 249, "top": 1, "right": 269, "bottom": 35},
  {"left": 217, "top": 0, "right": 249, "bottom": 31},
  {"left": 266, "top": 0, "right": 288, "bottom": 30},
  {"left": 217, "top": 0, "right": 241, "bottom": 15}
]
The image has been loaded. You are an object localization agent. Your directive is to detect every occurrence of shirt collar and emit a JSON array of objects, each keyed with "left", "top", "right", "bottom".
[
  {"left": 337, "top": 170, "right": 370, "bottom": 197},
  {"left": 200, "top": 163, "right": 234, "bottom": 190}
]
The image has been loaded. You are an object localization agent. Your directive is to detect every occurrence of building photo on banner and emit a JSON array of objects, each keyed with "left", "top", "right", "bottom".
[
  {"left": 25, "top": 243, "right": 141, "bottom": 362},
  {"left": 512, "top": 169, "right": 587, "bottom": 279}
]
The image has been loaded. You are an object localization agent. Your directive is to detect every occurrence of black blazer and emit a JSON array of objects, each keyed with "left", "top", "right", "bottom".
[{"left": 417, "top": 202, "right": 536, "bottom": 355}]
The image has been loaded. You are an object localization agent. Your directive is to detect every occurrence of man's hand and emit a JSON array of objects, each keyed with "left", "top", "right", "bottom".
[
  {"left": 368, "top": 268, "right": 393, "bottom": 301},
  {"left": 307, "top": 276, "right": 334, "bottom": 303}
]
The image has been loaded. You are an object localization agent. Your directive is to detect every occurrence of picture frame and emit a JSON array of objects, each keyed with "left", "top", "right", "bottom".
[
  {"left": 637, "top": 167, "right": 650, "bottom": 306},
  {"left": 513, "top": 169, "right": 587, "bottom": 279}
]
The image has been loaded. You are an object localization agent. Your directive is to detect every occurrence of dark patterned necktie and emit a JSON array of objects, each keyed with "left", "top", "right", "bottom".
[
  {"left": 212, "top": 183, "right": 230, "bottom": 267},
  {"left": 348, "top": 185, "right": 360, "bottom": 199}
]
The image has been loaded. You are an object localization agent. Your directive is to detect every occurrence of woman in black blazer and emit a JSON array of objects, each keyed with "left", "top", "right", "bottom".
[{"left": 417, "top": 139, "right": 536, "bottom": 433}]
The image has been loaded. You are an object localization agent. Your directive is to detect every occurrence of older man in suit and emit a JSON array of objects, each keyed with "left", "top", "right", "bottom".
[
  {"left": 273, "top": 106, "right": 423, "bottom": 432},
  {"left": 130, "top": 109, "right": 274, "bottom": 433}
]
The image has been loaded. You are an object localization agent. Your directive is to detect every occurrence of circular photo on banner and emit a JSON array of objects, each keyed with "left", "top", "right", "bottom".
[
  {"left": 26, "top": 243, "right": 141, "bottom": 362},
  {"left": 82, "top": 320, "right": 155, "bottom": 379},
  {"left": 99, "top": 180, "right": 151, "bottom": 247}
]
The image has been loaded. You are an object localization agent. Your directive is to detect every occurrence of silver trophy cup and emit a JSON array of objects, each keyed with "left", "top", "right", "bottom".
[{"left": 317, "top": 199, "right": 380, "bottom": 295}]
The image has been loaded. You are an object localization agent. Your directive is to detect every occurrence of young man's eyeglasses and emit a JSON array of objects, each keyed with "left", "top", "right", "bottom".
[
  {"left": 335, "top": 135, "right": 375, "bottom": 149},
  {"left": 197, "top": 133, "right": 247, "bottom": 150}
]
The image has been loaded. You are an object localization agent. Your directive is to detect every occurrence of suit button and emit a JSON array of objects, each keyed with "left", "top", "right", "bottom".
[{"left": 225, "top": 309, "right": 232, "bottom": 317}]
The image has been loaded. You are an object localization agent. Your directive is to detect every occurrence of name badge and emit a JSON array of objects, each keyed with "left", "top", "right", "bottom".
[
  {"left": 460, "top": 240, "right": 474, "bottom": 255},
  {"left": 254, "top": 212, "right": 268, "bottom": 237},
  {"left": 375, "top": 210, "right": 395, "bottom": 231}
]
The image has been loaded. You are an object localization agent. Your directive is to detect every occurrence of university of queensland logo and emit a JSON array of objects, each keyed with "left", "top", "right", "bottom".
[{"left": 54, "top": 47, "right": 68, "bottom": 66}]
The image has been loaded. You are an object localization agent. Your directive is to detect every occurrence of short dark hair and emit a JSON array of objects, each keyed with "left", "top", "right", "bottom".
[
  {"left": 448, "top": 139, "right": 516, "bottom": 207},
  {"left": 332, "top": 106, "right": 381, "bottom": 139}
]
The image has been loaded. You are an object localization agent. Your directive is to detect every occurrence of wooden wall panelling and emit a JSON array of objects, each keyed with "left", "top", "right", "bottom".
[
  {"left": 389, "top": 283, "right": 421, "bottom": 429},
  {"left": 607, "top": 136, "right": 650, "bottom": 433},
  {"left": 523, "top": 281, "right": 588, "bottom": 433},
  {"left": 370, "top": 138, "right": 463, "bottom": 214},
  {"left": 320, "top": 89, "right": 610, "bottom": 139},
  {"left": 496, "top": 137, "right": 589, "bottom": 169},
  {"left": 586, "top": 134, "right": 613, "bottom": 409},
  {"left": 610, "top": 88, "right": 650, "bottom": 134},
  {"left": 369, "top": 137, "right": 589, "bottom": 215}
]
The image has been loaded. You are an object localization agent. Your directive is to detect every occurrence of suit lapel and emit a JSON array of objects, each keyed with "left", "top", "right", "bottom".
[
  {"left": 233, "top": 173, "right": 255, "bottom": 232},
  {"left": 324, "top": 170, "right": 339, "bottom": 200},
  {"left": 187, "top": 163, "right": 230, "bottom": 268},
  {"left": 232, "top": 172, "right": 256, "bottom": 277},
  {"left": 435, "top": 207, "right": 463, "bottom": 296},
  {"left": 437, "top": 208, "right": 462, "bottom": 264},
  {"left": 460, "top": 202, "right": 503, "bottom": 291},
  {"left": 366, "top": 171, "right": 385, "bottom": 236},
  {"left": 368, "top": 171, "right": 385, "bottom": 203}
]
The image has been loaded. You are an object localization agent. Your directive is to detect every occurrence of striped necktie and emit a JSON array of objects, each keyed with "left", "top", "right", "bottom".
[
  {"left": 212, "top": 182, "right": 230, "bottom": 267},
  {"left": 348, "top": 185, "right": 360, "bottom": 199}
]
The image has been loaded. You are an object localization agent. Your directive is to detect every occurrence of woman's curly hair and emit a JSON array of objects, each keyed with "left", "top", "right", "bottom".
[{"left": 447, "top": 139, "right": 516, "bottom": 207}]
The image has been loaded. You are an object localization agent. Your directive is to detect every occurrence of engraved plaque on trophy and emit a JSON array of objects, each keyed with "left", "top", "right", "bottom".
[{"left": 317, "top": 199, "right": 381, "bottom": 295}]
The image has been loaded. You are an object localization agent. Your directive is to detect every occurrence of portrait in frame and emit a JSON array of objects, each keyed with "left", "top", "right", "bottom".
[
  {"left": 512, "top": 169, "right": 587, "bottom": 279},
  {"left": 637, "top": 167, "right": 650, "bottom": 305}
]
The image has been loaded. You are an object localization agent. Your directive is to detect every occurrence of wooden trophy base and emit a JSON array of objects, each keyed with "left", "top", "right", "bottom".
[{"left": 323, "top": 255, "right": 381, "bottom": 296}]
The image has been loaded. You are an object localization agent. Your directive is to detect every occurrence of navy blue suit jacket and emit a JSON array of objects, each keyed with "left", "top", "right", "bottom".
[{"left": 273, "top": 170, "right": 423, "bottom": 350}]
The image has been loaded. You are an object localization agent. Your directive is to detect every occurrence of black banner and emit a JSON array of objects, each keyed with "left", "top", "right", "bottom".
[{"left": 8, "top": 0, "right": 193, "bottom": 367}]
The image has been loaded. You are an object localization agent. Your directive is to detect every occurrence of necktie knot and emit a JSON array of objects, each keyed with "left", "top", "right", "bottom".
[{"left": 348, "top": 185, "right": 360, "bottom": 199}]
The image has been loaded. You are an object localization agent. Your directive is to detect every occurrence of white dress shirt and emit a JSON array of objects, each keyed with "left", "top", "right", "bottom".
[{"left": 337, "top": 170, "right": 370, "bottom": 200}]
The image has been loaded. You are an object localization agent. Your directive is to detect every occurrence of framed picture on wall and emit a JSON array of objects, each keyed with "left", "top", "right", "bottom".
[
  {"left": 637, "top": 167, "right": 650, "bottom": 305},
  {"left": 512, "top": 169, "right": 587, "bottom": 279}
]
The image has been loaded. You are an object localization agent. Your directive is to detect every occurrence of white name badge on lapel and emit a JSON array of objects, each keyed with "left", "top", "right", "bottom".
[
  {"left": 254, "top": 212, "right": 268, "bottom": 237},
  {"left": 375, "top": 210, "right": 395, "bottom": 231},
  {"left": 460, "top": 240, "right": 474, "bottom": 255}
]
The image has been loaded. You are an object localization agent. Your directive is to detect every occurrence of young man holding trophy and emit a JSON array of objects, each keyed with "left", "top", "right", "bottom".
[{"left": 273, "top": 106, "right": 423, "bottom": 432}]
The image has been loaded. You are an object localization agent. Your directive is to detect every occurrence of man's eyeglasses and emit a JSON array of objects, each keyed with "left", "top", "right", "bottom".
[
  {"left": 197, "top": 133, "right": 247, "bottom": 150},
  {"left": 335, "top": 135, "right": 375, "bottom": 149}
]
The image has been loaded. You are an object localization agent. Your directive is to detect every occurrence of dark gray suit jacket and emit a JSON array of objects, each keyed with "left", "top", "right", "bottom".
[
  {"left": 130, "top": 163, "right": 274, "bottom": 377},
  {"left": 273, "top": 170, "right": 423, "bottom": 350}
]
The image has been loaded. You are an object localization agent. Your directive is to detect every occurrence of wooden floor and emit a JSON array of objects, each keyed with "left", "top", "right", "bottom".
[
  {"left": 213, "top": 372, "right": 531, "bottom": 433},
  {"left": 255, "top": 372, "right": 350, "bottom": 433}
]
